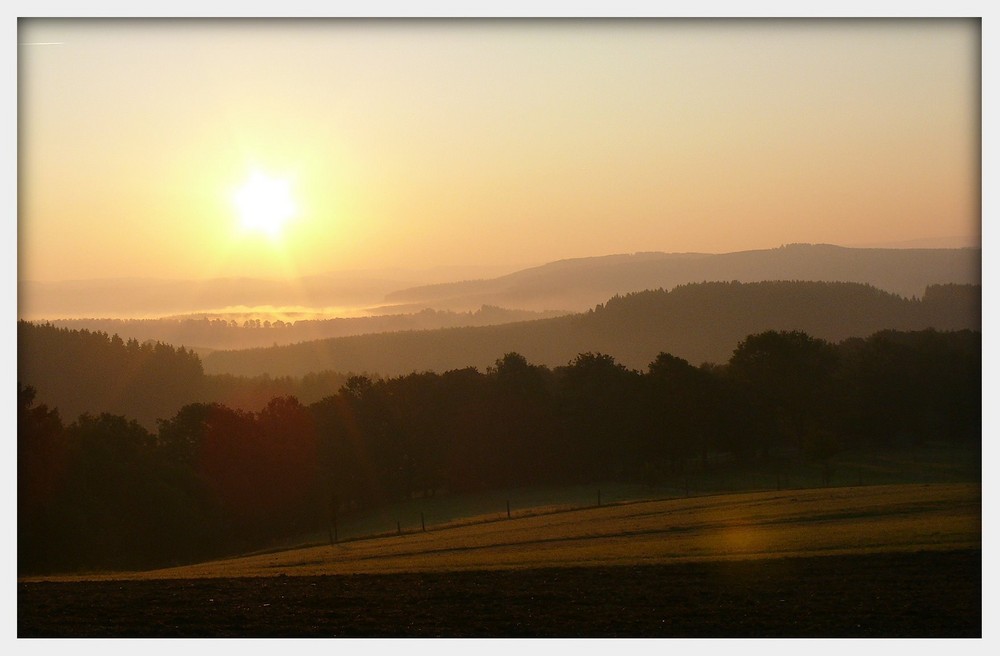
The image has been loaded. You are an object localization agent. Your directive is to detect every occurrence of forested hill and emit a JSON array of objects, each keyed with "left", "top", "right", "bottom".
[
  {"left": 202, "top": 281, "right": 980, "bottom": 378},
  {"left": 17, "top": 324, "right": 204, "bottom": 429},
  {"left": 17, "top": 322, "right": 351, "bottom": 428}
]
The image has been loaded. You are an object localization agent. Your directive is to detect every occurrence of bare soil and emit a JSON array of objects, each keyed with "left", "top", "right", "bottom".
[{"left": 18, "top": 549, "right": 980, "bottom": 637}]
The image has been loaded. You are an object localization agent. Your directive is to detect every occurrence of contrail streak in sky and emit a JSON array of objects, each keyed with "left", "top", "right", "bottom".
[{"left": 19, "top": 42, "right": 64, "bottom": 46}]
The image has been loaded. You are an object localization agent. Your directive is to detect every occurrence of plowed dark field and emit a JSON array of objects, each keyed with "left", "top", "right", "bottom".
[{"left": 18, "top": 549, "right": 980, "bottom": 637}]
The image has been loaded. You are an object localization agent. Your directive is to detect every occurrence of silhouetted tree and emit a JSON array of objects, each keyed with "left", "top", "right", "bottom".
[
  {"left": 835, "top": 329, "right": 980, "bottom": 446},
  {"left": 57, "top": 412, "right": 187, "bottom": 569},
  {"left": 643, "top": 353, "right": 718, "bottom": 474},
  {"left": 558, "top": 352, "right": 641, "bottom": 481},
  {"left": 253, "top": 396, "right": 322, "bottom": 532},
  {"left": 17, "top": 384, "right": 67, "bottom": 572},
  {"left": 727, "top": 331, "right": 839, "bottom": 456},
  {"left": 483, "top": 354, "right": 560, "bottom": 487}
]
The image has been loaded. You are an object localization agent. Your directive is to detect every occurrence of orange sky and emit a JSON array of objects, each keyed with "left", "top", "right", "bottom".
[{"left": 18, "top": 19, "right": 980, "bottom": 283}]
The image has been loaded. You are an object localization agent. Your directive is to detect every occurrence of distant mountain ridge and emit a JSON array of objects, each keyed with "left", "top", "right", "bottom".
[
  {"left": 202, "top": 280, "right": 981, "bottom": 378},
  {"left": 380, "top": 244, "right": 981, "bottom": 313},
  {"left": 19, "top": 244, "right": 979, "bottom": 320}
]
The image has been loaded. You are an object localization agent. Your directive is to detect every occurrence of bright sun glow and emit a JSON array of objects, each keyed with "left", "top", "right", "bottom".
[{"left": 233, "top": 171, "right": 297, "bottom": 238}]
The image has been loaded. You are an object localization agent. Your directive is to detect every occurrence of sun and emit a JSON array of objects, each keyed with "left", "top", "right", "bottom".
[{"left": 233, "top": 170, "right": 297, "bottom": 238}]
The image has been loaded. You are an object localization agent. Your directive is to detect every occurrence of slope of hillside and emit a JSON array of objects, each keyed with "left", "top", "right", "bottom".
[
  {"left": 381, "top": 244, "right": 981, "bottom": 312},
  {"left": 26, "top": 483, "right": 980, "bottom": 581},
  {"left": 202, "top": 281, "right": 980, "bottom": 378}
]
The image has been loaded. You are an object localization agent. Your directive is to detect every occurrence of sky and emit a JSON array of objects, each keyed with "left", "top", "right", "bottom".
[{"left": 17, "top": 18, "right": 980, "bottom": 283}]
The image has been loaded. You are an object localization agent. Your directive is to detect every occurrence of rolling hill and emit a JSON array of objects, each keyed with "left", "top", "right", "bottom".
[
  {"left": 378, "top": 243, "right": 981, "bottom": 313},
  {"left": 24, "top": 483, "right": 980, "bottom": 581},
  {"left": 202, "top": 280, "right": 981, "bottom": 378}
]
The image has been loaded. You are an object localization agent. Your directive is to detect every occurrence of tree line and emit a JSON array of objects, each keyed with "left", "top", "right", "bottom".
[{"left": 18, "top": 328, "right": 979, "bottom": 574}]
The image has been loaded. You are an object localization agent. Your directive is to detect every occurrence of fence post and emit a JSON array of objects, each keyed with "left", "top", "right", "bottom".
[
  {"left": 421, "top": 512, "right": 426, "bottom": 532},
  {"left": 329, "top": 499, "right": 339, "bottom": 545},
  {"left": 506, "top": 500, "right": 511, "bottom": 519},
  {"left": 598, "top": 489, "right": 602, "bottom": 507},
  {"left": 397, "top": 521, "right": 401, "bottom": 535}
]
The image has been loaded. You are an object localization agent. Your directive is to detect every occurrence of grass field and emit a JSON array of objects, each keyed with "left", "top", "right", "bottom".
[
  {"left": 23, "top": 482, "right": 980, "bottom": 582},
  {"left": 18, "top": 482, "right": 981, "bottom": 637},
  {"left": 254, "top": 439, "right": 983, "bottom": 552}
]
